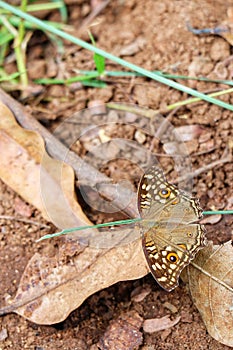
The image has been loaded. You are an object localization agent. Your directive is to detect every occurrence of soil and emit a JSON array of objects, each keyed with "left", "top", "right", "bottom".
[{"left": 0, "top": 0, "right": 233, "bottom": 349}]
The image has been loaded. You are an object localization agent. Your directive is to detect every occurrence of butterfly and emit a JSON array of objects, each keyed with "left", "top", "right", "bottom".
[{"left": 138, "top": 165, "right": 207, "bottom": 291}]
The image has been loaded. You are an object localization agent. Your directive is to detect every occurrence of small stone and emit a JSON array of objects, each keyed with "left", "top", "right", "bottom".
[
  {"left": 88, "top": 100, "right": 107, "bottom": 115},
  {"left": 180, "top": 310, "right": 193, "bottom": 323},
  {"left": 0, "top": 328, "right": 8, "bottom": 341},
  {"left": 125, "top": 112, "right": 137, "bottom": 123},
  {"left": 163, "top": 301, "right": 178, "bottom": 313},
  {"left": 135, "top": 130, "right": 146, "bottom": 144},
  {"left": 210, "top": 38, "right": 230, "bottom": 61}
]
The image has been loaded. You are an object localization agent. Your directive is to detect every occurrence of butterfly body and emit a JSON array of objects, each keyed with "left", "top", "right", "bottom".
[{"left": 138, "top": 166, "right": 206, "bottom": 291}]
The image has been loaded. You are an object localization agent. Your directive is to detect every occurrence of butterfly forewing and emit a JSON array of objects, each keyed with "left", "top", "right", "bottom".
[
  {"left": 138, "top": 165, "right": 206, "bottom": 291},
  {"left": 138, "top": 166, "right": 178, "bottom": 217}
]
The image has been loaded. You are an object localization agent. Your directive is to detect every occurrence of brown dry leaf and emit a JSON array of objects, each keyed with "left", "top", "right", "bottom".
[
  {"left": 97, "top": 311, "right": 143, "bottom": 350},
  {"left": 143, "top": 315, "right": 181, "bottom": 333},
  {"left": 174, "top": 125, "right": 204, "bottom": 142},
  {"left": 187, "top": 241, "right": 233, "bottom": 347},
  {"left": 0, "top": 101, "right": 91, "bottom": 228},
  {"left": 0, "top": 232, "right": 148, "bottom": 324},
  {"left": 200, "top": 214, "right": 222, "bottom": 225},
  {"left": 131, "top": 285, "right": 152, "bottom": 302}
]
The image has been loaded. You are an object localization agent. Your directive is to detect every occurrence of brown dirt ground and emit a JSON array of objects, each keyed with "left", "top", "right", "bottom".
[{"left": 1, "top": 0, "right": 233, "bottom": 349}]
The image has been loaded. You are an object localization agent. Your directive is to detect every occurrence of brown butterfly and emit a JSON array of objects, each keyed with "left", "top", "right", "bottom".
[{"left": 138, "top": 166, "right": 206, "bottom": 291}]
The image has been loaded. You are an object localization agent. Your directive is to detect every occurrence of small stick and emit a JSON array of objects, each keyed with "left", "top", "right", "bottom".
[
  {"left": 0, "top": 215, "right": 50, "bottom": 228},
  {"left": 175, "top": 148, "right": 231, "bottom": 183}
]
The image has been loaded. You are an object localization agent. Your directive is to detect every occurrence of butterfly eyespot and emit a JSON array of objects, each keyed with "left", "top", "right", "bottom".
[
  {"left": 167, "top": 252, "right": 179, "bottom": 263},
  {"left": 187, "top": 232, "right": 193, "bottom": 237},
  {"left": 159, "top": 188, "right": 171, "bottom": 199}
]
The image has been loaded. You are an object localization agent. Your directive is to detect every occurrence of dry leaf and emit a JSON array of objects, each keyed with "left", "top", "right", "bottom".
[
  {"left": 131, "top": 285, "right": 151, "bottom": 302},
  {"left": 0, "top": 101, "right": 91, "bottom": 228},
  {"left": 119, "top": 37, "right": 146, "bottom": 56},
  {"left": 143, "top": 315, "right": 181, "bottom": 333},
  {"left": 174, "top": 125, "right": 204, "bottom": 142},
  {"left": 0, "top": 230, "right": 148, "bottom": 324},
  {"left": 200, "top": 214, "right": 222, "bottom": 225},
  {"left": 187, "top": 241, "right": 233, "bottom": 347}
]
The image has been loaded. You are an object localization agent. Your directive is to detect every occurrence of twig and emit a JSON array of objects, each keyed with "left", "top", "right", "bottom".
[
  {"left": 78, "top": 0, "right": 111, "bottom": 33},
  {"left": 174, "top": 148, "right": 232, "bottom": 183},
  {"left": 0, "top": 215, "right": 50, "bottom": 228},
  {"left": 192, "top": 147, "right": 217, "bottom": 157}
]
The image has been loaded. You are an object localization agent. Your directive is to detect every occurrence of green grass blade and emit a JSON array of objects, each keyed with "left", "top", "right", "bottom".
[
  {"left": 78, "top": 69, "right": 233, "bottom": 86},
  {"left": 0, "top": 70, "right": 21, "bottom": 82},
  {"left": 36, "top": 218, "right": 140, "bottom": 242},
  {"left": 88, "top": 30, "right": 105, "bottom": 74},
  {"left": 203, "top": 210, "right": 233, "bottom": 215},
  {"left": 52, "top": 0, "right": 68, "bottom": 22},
  {"left": 0, "top": 31, "right": 14, "bottom": 45},
  {"left": 167, "top": 88, "right": 233, "bottom": 110},
  {"left": 35, "top": 71, "right": 106, "bottom": 87},
  {"left": 0, "top": 16, "right": 70, "bottom": 30},
  {"left": 22, "top": 2, "right": 65, "bottom": 12},
  {"left": 36, "top": 210, "right": 233, "bottom": 242}
]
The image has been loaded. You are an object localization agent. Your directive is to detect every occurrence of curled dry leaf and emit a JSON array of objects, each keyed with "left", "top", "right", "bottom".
[
  {"left": 0, "top": 101, "right": 91, "bottom": 228},
  {"left": 143, "top": 315, "right": 181, "bottom": 333},
  {"left": 187, "top": 241, "right": 233, "bottom": 347},
  {"left": 131, "top": 285, "right": 152, "bottom": 302},
  {"left": 0, "top": 230, "right": 148, "bottom": 324}
]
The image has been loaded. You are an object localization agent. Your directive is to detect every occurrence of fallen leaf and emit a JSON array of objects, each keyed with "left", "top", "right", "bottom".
[
  {"left": 0, "top": 229, "right": 148, "bottom": 324},
  {"left": 131, "top": 285, "right": 152, "bottom": 302},
  {"left": 97, "top": 311, "right": 143, "bottom": 350},
  {"left": 0, "top": 101, "right": 91, "bottom": 229},
  {"left": 187, "top": 241, "right": 233, "bottom": 347},
  {"left": 143, "top": 315, "right": 181, "bottom": 333},
  {"left": 200, "top": 214, "right": 222, "bottom": 225}
]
